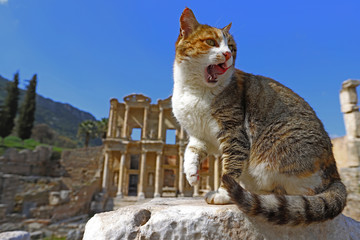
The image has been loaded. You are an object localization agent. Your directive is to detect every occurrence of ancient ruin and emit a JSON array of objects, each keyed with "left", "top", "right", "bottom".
[
  {"left": 338, "top": 79, "right": 360, "bottom": 167},
  {"left": 102, "top": 94, "right": 223, "bottom": 201},
  {"left": 0, "top": 146, "right": 103, "bottom": 238},
  {"left": 2, "top": 79, "right": 360, "bottom": 239}
]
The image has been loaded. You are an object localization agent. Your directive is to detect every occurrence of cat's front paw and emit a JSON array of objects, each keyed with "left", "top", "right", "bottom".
[
  {"left": 205, "top": 187, "right": 232, "bottom": 205},
  {"left": 184, "top": 164, "right": 199, "bottom": 186},
  {"left": 184, "top": 147, "right": 202, "bottom": 186}
]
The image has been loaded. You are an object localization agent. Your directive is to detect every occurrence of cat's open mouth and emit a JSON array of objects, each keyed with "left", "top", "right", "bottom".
[{"left": 206, "top": 62, "right": 230, "bottom": 83}]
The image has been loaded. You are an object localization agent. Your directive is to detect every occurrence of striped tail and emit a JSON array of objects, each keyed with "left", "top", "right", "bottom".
[{"left": 222, "top": 174, "right": 347, "bottom": 225}]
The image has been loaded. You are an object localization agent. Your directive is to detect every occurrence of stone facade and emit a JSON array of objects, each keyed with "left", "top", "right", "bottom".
[{"left": 103, "top": 94, "right": 223, "bottom": 200}]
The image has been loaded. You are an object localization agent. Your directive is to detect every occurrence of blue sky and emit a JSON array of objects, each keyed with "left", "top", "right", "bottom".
[{"left": 0, "top": 0, "right": 359, "bottom": 138}]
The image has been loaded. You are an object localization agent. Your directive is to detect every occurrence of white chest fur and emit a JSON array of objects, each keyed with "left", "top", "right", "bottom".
[{"left": 172, "top": 62, "right": 221, "bottom": 153}]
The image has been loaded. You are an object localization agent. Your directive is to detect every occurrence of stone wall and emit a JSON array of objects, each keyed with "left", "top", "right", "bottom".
[
  {"left": 50, "top": 146, "right": 104, "bottom": 221},
  {"left": 61, "top": 146, "right": 103, "bottom": 186},
  {"left": 0, "top": 146, "right": 104, "bottom": 238},
  {"left": 0, "top": 146, "right": 53, "bottom": 176},
  {"left": 0, "top": 174, "right": 63, "bottom": 215}
]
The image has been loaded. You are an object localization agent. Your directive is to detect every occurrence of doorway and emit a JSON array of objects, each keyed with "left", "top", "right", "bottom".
[{"left": 128, "top": 174, "right": 138, "bottom": 196}]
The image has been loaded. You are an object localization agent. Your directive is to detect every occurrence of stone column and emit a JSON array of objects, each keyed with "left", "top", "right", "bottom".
[
  {"left": 178, "top": 151, "right": 185, "bottom": 197},
  {"left": 116, "top": 152, "right": 126, "bottom": 198},
  {"left": 207, "top": 156, "right": 214, "bottom": 191},
  {"left": 154, "top": 151, "right": 162, "bottom": 198},
  {"left": 122, "top": 105, "right": 130, "bottom": 138},
  {"left": 180, "top": 126, "right": 185, "bottom": 140},
  {"left": 214, "top": 155, "right": 221, "bottom": 190},
  {"left": 102, "top": 151, "right": 110, "bottom": 191},
  {"left": 107, "top": 99, "right": 117, "bottom": 138},
  {"left": 340, "top": 79, "right": 360, "bottom": 167},
  {"left": 138, "top": 151, "right": 147, "bottom": 200},
  {"left": 158, "top": 107, "right": 164, "bottom": 141},
  {"left": 193, "top": 184, "right": 200, "bottom": 197},
  {"left": 142, "top": 106, "right": 149, "bottom": 139}
]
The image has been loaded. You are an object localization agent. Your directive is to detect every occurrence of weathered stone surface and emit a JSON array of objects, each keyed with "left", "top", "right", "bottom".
[
  {"left": 0, "top": 146, "right": 53, "bottom": 176},
  {"left": 83, "top": 198, "right": 360, "bottom": 240},
  {"left": 344, "top": 112, "right": 360, "bottom": 139},
  {"left": 340, "top": 167, "right": 360, "bottom": 221},
  {"left": 0, "top": 231, "right": 30, "bottom": 240},
  {"left": 342, "top": 79, "right": 360, "bottom": 89}
]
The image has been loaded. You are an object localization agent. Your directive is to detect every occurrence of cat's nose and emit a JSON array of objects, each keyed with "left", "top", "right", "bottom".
[{"left": 223, "top": 51, "right": 232, "bottom": 61}]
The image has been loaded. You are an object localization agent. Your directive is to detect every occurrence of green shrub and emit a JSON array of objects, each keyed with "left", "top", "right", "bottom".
[{"left": 24, "top": 138, "right": 38, "bottom": 150}]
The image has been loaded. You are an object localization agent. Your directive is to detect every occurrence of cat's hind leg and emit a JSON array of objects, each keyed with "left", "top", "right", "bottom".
[
  {"left": 205, "top": 161, "right": 245, "bottom": 205},
  {"left": 206, "top": 132, "right": 249, "bottom": 204},
  {"left": 205, "top": 184, "right": 232, "bottom": 204}
]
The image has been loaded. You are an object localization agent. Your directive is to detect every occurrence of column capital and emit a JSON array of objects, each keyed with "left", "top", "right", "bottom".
[{"left": 104, "top": 149, "right": 112, "bottom": 155}]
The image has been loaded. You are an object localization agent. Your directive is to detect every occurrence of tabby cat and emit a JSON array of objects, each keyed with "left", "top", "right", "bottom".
[{"left": 172, "top": 8, "right": 347, "bottom": 225}]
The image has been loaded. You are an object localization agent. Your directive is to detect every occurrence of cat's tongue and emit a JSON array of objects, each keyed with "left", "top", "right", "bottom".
[
  {"left": 207, "top": 63, "right": 229, "bottom": 82},
  {"left": 209, "top": 64, "right": 227, "bottom": 75}
]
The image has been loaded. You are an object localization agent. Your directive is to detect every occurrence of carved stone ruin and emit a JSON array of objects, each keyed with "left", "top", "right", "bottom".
[{"left": 339, "top": 79, "right": 360, "bottom": 167}]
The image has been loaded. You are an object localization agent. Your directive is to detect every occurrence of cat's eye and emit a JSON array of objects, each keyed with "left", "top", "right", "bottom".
[
  {"left": 229, "top": 45, "right": 234, "bottom": 51},
  {"left": 206, "top": 39, "right": 217, "bottom": 47}
]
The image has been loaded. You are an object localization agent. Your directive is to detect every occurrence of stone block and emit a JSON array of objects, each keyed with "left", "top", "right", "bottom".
[
  {"left": 30, "top": 205, "right": 54, "bottom": 219},
  {"left": 341, "top": 104, "right": 359, "bottom": 114},
  {"left": 0, "top": 231, "right": 30, "bottom": 240},
  {"left": 346, "top": 138, "right": 360, "bottom": 167},
  {"left": 340, "top": 88, "right": 358, "bottom": 107},
  {"left": 342, "top": 79, "right": 360, "bottom": 89},
  {"left": 60, "top": 190, "right": 71, "bottom": 203},
  {"left": 49, "top": 192, "right": 61, "bottom": 206},
  {"left": 29, "top": 231, "right": 43, "bottom": 240},
  {"left": 344, "top": 112, "right": 360, "bottom": 138},
  {"left": 0, "top": 204, "right": 7, "bottom": 220},
  {"left": 83, "top": 198, "right": 360, "bottom": 240},
  {"left": 21, "top": 201, "right": 37, "bottom": 218}
]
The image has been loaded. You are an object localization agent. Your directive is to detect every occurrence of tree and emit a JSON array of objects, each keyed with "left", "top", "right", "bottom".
[
  {"left": 17, "top": 74, "right": 37, "bottom": 140},
  {"left": 77, "top": 120, "right": 98, "bottom": 148},
  {"left": 31, "top": 123, "right": 55, "bottom": 144},
  {"left": 96, "top": 118, "right": 108, "bottom": 139},
  {"left": 0, "top": 72, "right": 20, "bottom": 140}
]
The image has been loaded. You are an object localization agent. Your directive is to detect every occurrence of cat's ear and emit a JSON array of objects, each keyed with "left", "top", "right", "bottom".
[
  {"left": 179, "top": 7, "right": 199, "bottom": 39},
  {"left": 222, "top": 23, "right": 232, "bottom": 33}
]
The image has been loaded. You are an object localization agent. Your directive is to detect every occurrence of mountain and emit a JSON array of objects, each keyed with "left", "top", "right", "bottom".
[{"left": 0, "top": 75, "right": 97, "bottom": 143}]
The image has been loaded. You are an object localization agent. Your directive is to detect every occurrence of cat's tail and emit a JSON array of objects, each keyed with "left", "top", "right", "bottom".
[{"left": 222, "top": 174, "right": 347, "bottom": 225}]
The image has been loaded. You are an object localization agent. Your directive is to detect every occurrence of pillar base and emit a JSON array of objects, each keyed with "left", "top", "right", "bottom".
[
  {"left": 116, "top": 192, "right": 124, "bottom": 199},
  {"left": 154, "top": 193, "right": 161, "bottom": 198},
  {"left": 138, "top": 192, "right": 145, "bottom": 200}
]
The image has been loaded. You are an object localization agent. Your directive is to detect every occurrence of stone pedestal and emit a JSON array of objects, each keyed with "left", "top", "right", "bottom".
[{"left": 83, "top": 198, "right": 360, "bottom": 240}]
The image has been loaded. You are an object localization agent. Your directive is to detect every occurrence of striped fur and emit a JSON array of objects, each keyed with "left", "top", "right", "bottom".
[
  {"left": 222, "top": 174, "right": 347, "bottom": 225},
  {"left": 172, "top": 8, "right": 347, "bottom": 225}
]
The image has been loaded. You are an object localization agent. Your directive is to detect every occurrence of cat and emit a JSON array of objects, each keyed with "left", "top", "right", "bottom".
[{"left": 172, "top": 7, "right": 347, "bottom": 225}]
